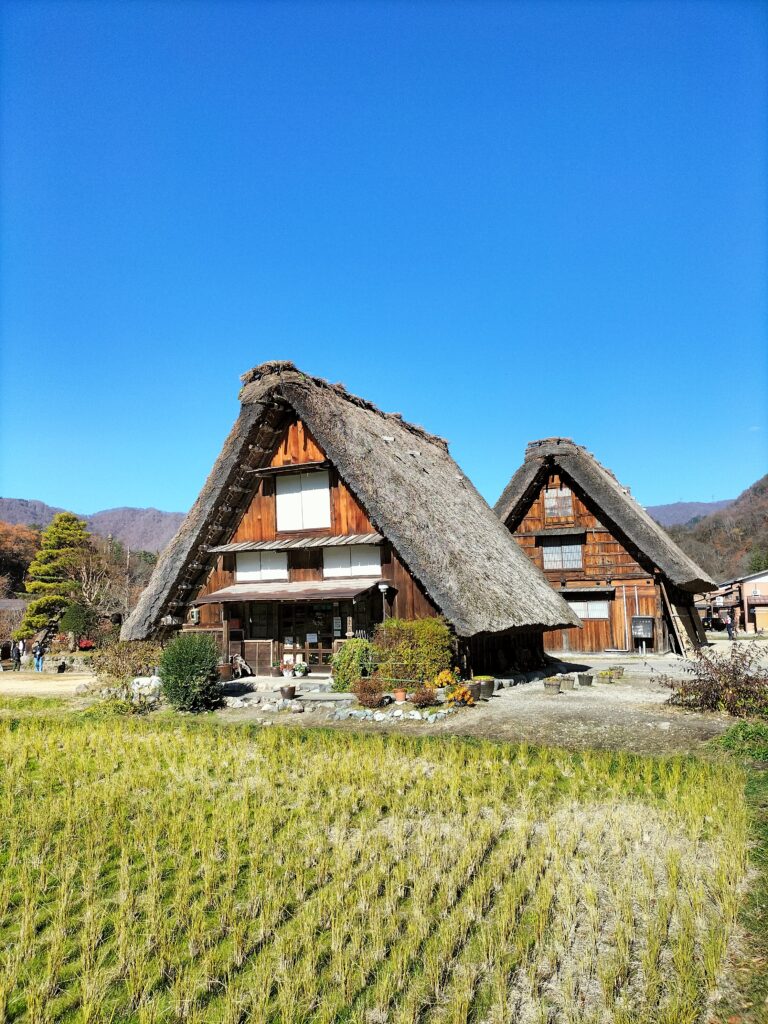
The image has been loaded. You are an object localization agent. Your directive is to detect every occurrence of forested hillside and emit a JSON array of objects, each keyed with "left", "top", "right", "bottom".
[{"left": 665, "top": 475, "right": 768, "bottom": 582}]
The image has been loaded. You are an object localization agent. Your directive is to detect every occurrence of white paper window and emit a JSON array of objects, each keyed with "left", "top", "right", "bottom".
[
  {"left": 544, "top": 486, "right": 573, "bottom": 518},
  {"left": 542, "top": 543, "right": 583, "bottom": 570},
  {"left": 323, "top": 544, "right": 381, "bottom": 578},
  {"left": 566, "top": 599, "right": 610, "bottom": 619},
  {"left": 235, "top": 551, "right": 288, "bottom": 582},
  {"left": 276, "top": 470, "right": 331, "bottom": 531}
]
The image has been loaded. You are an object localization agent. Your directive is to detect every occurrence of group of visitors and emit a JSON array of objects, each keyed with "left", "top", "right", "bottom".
[{"left": 7, "top": 639, "right": 45, "bottom": 672}]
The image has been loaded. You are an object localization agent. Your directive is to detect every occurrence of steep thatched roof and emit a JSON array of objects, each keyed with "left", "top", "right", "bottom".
[
  {"left": 494, "top": 438, "right": 715, "bottom": 592},
  {"left": 122, "top": 363, "right": 578, "bottom": 640}
]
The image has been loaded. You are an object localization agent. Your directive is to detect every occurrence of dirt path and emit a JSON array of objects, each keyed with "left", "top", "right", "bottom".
[
  {"left": 218, "top": 671, "right": 733, "bottom": 756},
  {"left": 0, "top": 672, "right": 91, "bottom": 698}
]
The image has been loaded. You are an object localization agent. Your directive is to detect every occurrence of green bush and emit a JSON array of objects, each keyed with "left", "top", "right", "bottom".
[
  {"left": 331, "top": 638, "right": 375, "bottom": 692},
  {"left": 718, "top": 721, "right": 768, "bottom": 760},
  {"left": 159, "top": 632, "right": 222, "bottom": 712},
  {"left": 59, "top": 602, "right": 97, "bottom": 640},
  {"left": 373, "top": 617, "right": 454, "bottom": 685}
]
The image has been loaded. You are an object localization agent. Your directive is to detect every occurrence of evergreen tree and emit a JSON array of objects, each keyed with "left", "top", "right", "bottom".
[{"left": 14, "top": 513, "right": 91, "bottom": 639}]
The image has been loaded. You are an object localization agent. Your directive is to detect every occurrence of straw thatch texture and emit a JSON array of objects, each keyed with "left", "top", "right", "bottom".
[
  {"left": 494, "top": 438, "right": 715, "bottom": 592},
  {"left": 123, "top": 363, "right": 578, "bottom": 640}
]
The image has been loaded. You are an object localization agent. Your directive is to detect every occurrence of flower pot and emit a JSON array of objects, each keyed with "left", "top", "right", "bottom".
[
  {"left": 559, "top": 675, "right": 575, "bottom": 691},
  {"left": 282, "top": 669, "right": 294, "bottom": 678},
  {"left": 218, "top": 663, "right": 233, "bottom": 682},
  {"left": 466, "top": 682, "right": 481, "bottom": 703},
  {"left": 611, "top": 666, "right": 625, "bottom": 678},
  {"left": 543, "top": 677, "right": 561, "bottom": 694},
  {"left": 577, "top": 673, "right": 593, "bottom": 687},
  {"left": 393, "top": 688, "right": 407, "bottom": 703},
  {"left": 479, "top": 679, "right": 495, "bottom": 700},
  {"left": 280, "top": 685, "right": 296, "bottom": 700},
  {"left": 271, "top": 667, "right": 283, "bottom": 678}
]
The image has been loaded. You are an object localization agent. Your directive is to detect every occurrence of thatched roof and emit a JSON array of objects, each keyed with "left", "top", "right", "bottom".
[
  {"left": 494, "top": 437, "right": 715, "bottom": 592},
  {"left": 122, "top": 362, "right": 578, "bottom": 640}
]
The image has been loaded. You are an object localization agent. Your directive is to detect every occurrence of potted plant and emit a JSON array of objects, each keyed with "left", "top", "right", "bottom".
[
  {"left": 474, "top": 675, "right": 496, "bottom": 700},
  {"left": 543, "top": 676, "right": 561, "bottom": 694},
  {"left": 280, "top": 683, "right": 296, "bottom": 699},
  {"left": 281, "top": 664, "right": 295, "bottom": 679},
  {"left": 294, "top": 662, "right": 309, "bottom": 678},
  {"left": 218, "top": 657, "right": 233, "bottom": 682},
  {"left": 465, "top": 680, "right": 481, "bottom": 703},
  {"left": 597, "top": 669, "right": 615, "bottom": 683},
  {"left": 393, "top": 685, "right": 407, "bottom": 703},
  {"left": 577, "top": 672, "right": 593, "bottom": 686},
  {"left": 271, "top": 661, "right": 283, "bottom": 678},
  {"left": 611, "top": 666, "right": 625, "bottom": 678},
  {"left": 559, "top": 674, "right": 575, "bottom": 691}
]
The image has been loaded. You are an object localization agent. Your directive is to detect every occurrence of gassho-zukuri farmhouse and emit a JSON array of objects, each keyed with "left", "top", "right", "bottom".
[{"left": 122, "top": 361, "right": 579, "bottom": 674}]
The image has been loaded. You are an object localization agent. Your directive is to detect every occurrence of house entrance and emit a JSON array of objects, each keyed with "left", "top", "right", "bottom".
[{"left": 278, "top": 601, "right": 350, "bottom": 669}]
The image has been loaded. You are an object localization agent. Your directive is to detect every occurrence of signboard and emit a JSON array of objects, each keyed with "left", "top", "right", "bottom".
[
  {"left": 333, "top": 616, "right": 342, "bottom": 635},
  {"left": 631, "top": 616, "right": 654, "bottom": 639},
  {"left": 306, "top": 632, "right": 318, "bottom": 645}
]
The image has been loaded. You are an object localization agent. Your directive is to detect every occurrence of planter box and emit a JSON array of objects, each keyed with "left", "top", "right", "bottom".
[
  {"left": 577, "top": 673, "right": 593, "bottom": 687},
  {"left": 559, "top": 675, "right": 575, "bottom": 691},
  {"left": 543, "top": 678, "right": 561, "bottom": 694},
  {"left": 466, "top": 682, "right": 481, "bottom": 703},
  {"left": 479, "top": 679, "right": 495, "bottom": 700}
]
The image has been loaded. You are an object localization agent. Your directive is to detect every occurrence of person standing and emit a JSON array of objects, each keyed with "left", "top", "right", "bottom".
[
  {"left": 11, "top": 642, "right": 21, "bottom": 671},
  {"left": 725, "top": 613, "right": 734, "bottom": 641},
  {"left": 32, "top": 641, "right": 44, "bottom": 673}
]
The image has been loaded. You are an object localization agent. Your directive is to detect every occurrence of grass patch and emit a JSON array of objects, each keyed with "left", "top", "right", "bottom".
[
  {"left": 0, "top": 715, "right": 749, "bottom": 1023},
  {"left": 0, "top": 696, "right": 68, "bottom": 713},
  {"left": 712, "top": 722, "right": 768, "bottom": 1024}
]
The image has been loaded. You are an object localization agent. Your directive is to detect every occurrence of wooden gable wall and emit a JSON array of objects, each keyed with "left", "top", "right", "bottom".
[
  {"left": 196, "top": 418, "right": 438, "bottom": 624},
  {"left": 509, "top": 469, "right": 662, "bottom": 652}
]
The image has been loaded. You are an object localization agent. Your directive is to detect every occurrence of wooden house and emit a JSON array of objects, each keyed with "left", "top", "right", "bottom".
[
  {"left": 122, "top": 363, "right": 577, "bottom": 674},
  {"left": 494, "top": 438, "right": 715, "bottom": 656}
]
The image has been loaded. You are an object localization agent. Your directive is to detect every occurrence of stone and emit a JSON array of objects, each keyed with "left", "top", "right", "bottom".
[
  {"left": 290, "top": 703, "right": 305, "bottom": 713},
  {"left": 74, "top": 682, "right": 90, "bottom": 695},
  {"left": 334, "top": 710, "right": 351, "bottom": 721},
  {"left": 131, "top": 675, "right": 162, "bottom": 697},
  {"left": 373, "top": 712, "right": 386, "bottom": 722},
  {"left": 224, "top": 696, "right": 246, "bottom": 709},
  {"left": 391, "top": 709, "right": 403, "bottom": 718},
  {"left": 407, "top": 710, "right": 422, "bottom": 720},
  {"left": 658, "top": 721, "right": 671, "bottom": 731}
]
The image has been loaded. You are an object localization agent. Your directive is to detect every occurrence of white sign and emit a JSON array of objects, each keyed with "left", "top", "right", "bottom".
[
  {"left": 306, "top": 632, "right": 318, "bottom": 644},
  {"left": 333, "top": 617, "right": 342, "bottom": 632}
]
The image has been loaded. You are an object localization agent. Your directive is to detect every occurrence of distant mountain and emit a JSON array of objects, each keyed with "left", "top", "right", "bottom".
[
  {"left": 0, "top": 498, "right": 185, "bottom": 553},
  {"left": 663, "top": 475, "right": 768, "bottom": 582},
  {"left": 647, "top": 499, "right": 735, "bottom": 527}
]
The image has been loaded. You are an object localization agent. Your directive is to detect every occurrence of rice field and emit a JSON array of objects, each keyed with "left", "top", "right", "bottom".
[{"left": 0, "top": 714, "right": 748, "bottom": 1024}]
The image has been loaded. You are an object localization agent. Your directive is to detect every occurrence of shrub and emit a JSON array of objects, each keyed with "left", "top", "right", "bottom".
[
  {"left": 373, "top": 617, "right": 454, "bottom": 686},
  {"left": 160, "top": 633, "right": 222, "bottom": 712},
  {"left": 434, "top": 669, "right": 458, "bottom": 689},
  {"left": 59, "top": 602, "right": 97, "bottom": 640},
  {"left": 411, "top": 685, "right": 438, "bottom": 709},
  {"left": 447, "top": 684, "right": 475, "bottom": 708},
  {"left": 92, "top": 639, "right": 163, "bottom": 687},
  {"left": 331, "top": 638, "right": 375, "bottom": 692},
  {"left": 664, "top": 646, "right": 768, "bottom": 718},
  {"left": 352, "top": 675, "right": 384, "bottom": 709}
]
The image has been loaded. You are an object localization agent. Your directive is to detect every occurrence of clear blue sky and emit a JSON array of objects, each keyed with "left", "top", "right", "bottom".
[{"left": 1, "top": 0, "right": 765, "bottom": 515}]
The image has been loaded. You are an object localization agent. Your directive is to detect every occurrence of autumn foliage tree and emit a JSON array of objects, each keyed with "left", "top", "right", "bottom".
[{"left": 0, "top": 522, "right": 40, "bottom": 593}]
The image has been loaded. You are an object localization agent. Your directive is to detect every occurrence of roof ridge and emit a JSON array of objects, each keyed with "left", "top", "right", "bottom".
[{"left": 239, "top": 360, "right": 451, "bottom": 451}]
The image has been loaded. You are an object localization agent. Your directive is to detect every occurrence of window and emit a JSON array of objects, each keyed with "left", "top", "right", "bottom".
[
  {"left": 541, "top": 542, "right": 582, "bottom": 570},
  {"left": 276, "top": 470, "right": 331, "bottom": 531},
  {"left": 323, "top": 544, "right": 382, "bottom": 578},
  {"left": 566, "top": 599, "right": 610, "bottom": 619},
  {"left": 235, "top": 551, "right": 288, "bottom": 582},
  {"left": 544, "top": 486, "right": 573, "bottom": 518}
]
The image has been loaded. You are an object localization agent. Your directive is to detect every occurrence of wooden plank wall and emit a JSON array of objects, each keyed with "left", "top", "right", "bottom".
[
  {"left": 193, "top": 418, "right": 437, "bottom": 626},
  {"left": 511, "top": 471, "right": 664, "bottom": 653}
]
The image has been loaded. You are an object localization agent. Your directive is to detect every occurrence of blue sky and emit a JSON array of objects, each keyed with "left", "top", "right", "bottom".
[{"left": 1, "top": 0, "right": 765, "bottom": 515}]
